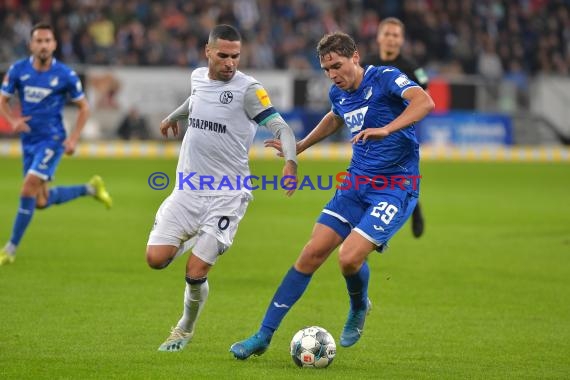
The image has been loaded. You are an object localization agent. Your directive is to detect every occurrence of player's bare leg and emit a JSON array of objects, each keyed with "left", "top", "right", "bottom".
[
  {"left": 146, "top": 245, "right": 178, "bottom": 269},
  {"left": 35, "top": 181, "right": 49, "bottom": 209}
]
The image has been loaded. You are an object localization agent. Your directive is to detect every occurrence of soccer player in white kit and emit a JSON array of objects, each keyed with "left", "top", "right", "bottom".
[{"left": 146, "top": 24, "right": 298, "bottom": 352}]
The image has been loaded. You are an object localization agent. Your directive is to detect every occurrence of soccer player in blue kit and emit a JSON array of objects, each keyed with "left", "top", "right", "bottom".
[
  {"left": 0, "top": 23, "right": 112, "bottom": 266},
  {"left": 230, "top": 31, "right": 434, "bottom": 358}
]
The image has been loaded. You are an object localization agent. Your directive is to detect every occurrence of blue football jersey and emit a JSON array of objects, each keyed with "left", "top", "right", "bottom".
[
  {"left": 1, "top": 57, "right": 85, "bottom": 145},
  {"left": 330, "top": 65, "right": 421, "bottom": 176}
]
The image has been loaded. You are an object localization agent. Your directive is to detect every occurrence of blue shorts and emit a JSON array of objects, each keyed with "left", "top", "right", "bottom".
[
  {"left": 317, "top": 173, "right": 419, "bottom": 252},
  {"left": 22, "top": 140, "right": 65, "bottom": 181}
]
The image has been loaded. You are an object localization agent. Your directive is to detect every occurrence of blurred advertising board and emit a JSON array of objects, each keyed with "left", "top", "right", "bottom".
[{"left": 416, "top": 112, "right": 513, "bottom": 146}]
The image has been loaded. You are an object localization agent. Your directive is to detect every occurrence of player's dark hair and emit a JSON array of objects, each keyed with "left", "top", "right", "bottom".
[
  {"left": 208, "top": 24, "right": 241, "bottom": 44},
  {"left": 378, "top": 17, "right": 405, "bottom": 35},
  {"left": 30, "top": 22, "right": 55, "bottom": 38},
  {"left": 317, "top": 32, "right": 357, "bottom": 59}
]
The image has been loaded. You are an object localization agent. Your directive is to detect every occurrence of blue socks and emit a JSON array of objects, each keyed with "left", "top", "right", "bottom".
[
  {"left": 46, "top": 185, "right": 88, "bottom": 207},
  {"left": 9, "top": 185, "right": 88, "bottom": 249},
  {"left": 10, "top": 196, "right": 36, "bottom": 246},
  {"left": 256, "top": 262, "right": 369, "bottom": 339},
  {"left": 344, "top": 261, "right": 370, "bottom": 310},
  {"left": 260, "top": 266, "right": 312, "bottom": 337}
]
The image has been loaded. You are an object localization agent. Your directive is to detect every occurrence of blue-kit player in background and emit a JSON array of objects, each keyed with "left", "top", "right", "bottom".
[
  {"left": 0, "top": 22, "right": 112, "bottom": 266},
  {"left": 363, "top": 17, "right": 430, "bottom": 238},
  {"left": 230, "top": 31, "right": 434, "bottom": 359}
]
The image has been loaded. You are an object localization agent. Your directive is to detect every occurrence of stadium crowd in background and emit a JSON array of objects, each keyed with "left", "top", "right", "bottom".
[{"left": 0, "top": 0, "right": 568, "bottom": 78}]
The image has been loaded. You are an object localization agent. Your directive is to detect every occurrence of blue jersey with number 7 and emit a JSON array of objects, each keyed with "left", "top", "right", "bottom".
[{"left": 1, "top": 56, "right": 85, "bottom": 146}]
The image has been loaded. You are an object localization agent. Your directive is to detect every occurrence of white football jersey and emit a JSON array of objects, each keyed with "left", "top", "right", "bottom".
[{"left": 175, "top": 67, "right": 274, "bottom": 195}]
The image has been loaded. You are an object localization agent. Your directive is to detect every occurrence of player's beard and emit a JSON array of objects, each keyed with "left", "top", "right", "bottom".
[
  {"left": 384, "top": 49, "right": 398, "bottom": 59},
  {"left": 37, "top": 51, "right": 52, "bottom": 65},
  {"left": 218, "top": 70, "right": 234, "bottom": 81}
]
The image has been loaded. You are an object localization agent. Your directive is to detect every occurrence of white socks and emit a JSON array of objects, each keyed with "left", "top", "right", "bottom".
[
  {"left": 3, "top": 242, "right": 16, "bottom": 255},
  {"left": 176, "top": 279, "right": 209, "bottom": 333}
]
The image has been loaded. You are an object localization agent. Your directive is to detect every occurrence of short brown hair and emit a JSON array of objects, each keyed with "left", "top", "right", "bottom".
[
  {"left": 377, "top": 17, "right": 405, "bottom": 35},
  {"left": 30, "top": 22, "right": 55, "bottom": 38},
  {"left": 317, "top": 32, "right": 357, "bottom": 59}
]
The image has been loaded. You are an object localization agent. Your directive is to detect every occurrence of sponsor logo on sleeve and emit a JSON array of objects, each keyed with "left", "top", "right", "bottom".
[
  {"left": 395, "top": 75, "right": 410, "bottom": 88},
  {"left": 255, "top": 88, "right": 271, "bottom": 107}
]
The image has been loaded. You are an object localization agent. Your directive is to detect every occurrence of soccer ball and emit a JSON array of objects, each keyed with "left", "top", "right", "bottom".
[{"left": 290, "top": 326, "right": 336, "bottom": 368}]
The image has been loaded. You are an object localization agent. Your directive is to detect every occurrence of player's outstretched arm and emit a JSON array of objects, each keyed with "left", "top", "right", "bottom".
[
  {"left": 282, "top": 160, "right": 297, "bottom": 197},
  {"left": 264, "top": 114, "right": 298, "bottom": 196},
  {"left": 298, "top": 111, "right": 345, "bottom": 153},
  {"left": 64, "top": 97, "right": 90, "bottom": 155},
  {"left": 160, "top": 96, "right": 191, "bottom": 138},
  {"left": 0, "top": 94, "right": 31, "bottom": 133},
  {"left": 264, "top": 111, "right": 344, "bottom": 156},
  {"left": 164, "top": 96, "right": 191, "bottom": 122}
]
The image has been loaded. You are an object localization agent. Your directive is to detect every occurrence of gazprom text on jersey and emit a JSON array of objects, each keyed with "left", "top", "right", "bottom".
[{"left": 189, "top": 117, "right": 227, "bottom": 134}]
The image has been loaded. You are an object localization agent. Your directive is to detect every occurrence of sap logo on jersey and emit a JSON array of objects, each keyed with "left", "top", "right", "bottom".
[
  {"left": 344, "top": 106, "right": 368, "bottom": 133},
  {"left": 24, "top": 86, "right": 52, "bottom": 103}
]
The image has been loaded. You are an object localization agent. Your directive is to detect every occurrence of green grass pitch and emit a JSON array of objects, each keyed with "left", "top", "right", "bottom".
[{"left": 1, "top": 157, "right": 569, "bottom": 379}]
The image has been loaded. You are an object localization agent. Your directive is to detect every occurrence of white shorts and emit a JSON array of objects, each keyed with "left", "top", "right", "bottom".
[{"left": 147, "top": 191, "right": 250, "bottom": 265}]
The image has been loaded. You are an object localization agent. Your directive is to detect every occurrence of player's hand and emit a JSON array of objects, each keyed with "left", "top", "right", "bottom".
[
  {"left": 351, "top": 127, "right": 390, "bottom": 144},
  {"left": 63, "top": 138, "right": 78, "bottom": 155},
  {"left": 264, "top": 139, "right": 303, "bottom": 157},
  {"left": 264, "top": 138, "right": 284, "bottom": 157},
  {"left": 282, "top": 160, "right": 297, "bottom": 197},
  {"left": 11, "top": 116, "right": 31, "bottom": 133},
  {"left": 160, "top": 119, "right": 179, "bottom": 138}
]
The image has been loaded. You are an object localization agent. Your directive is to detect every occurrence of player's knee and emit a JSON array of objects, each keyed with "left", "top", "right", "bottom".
[
  {"left": 146, "top": 255, "right": 170, "bottom": 270},
  {"left": 21, "top": 176, "right": 43, "bottom": 196},
  {"left": 146, "top": 247, "right": 172, "bottom": 269},
  {"left": 21, "top": 184, "right": 38, "bottom": 197},
  {"left": 35, "top": 200, "right": 48, "bottom": 209},
  {"left": 337, "top": 250, "right": 359, "bottom": 274},
  {"left": 296, "top": 244, "right": 328, "bottom": 272}
]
